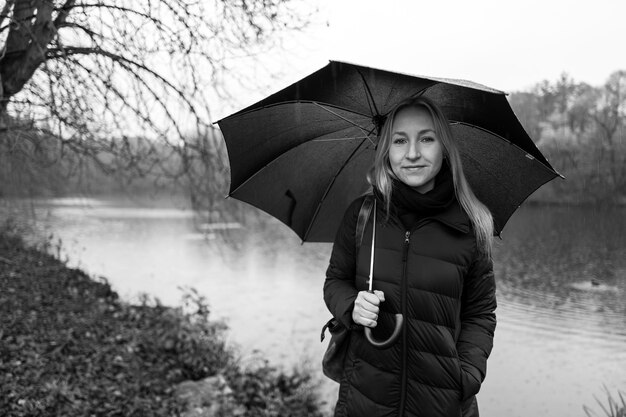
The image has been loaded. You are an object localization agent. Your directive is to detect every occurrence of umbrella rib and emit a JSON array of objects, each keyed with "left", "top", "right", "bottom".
[
  {"left": 312, "top": 136, "right": 372, "bottom": 142},
  {"left": 219, "top": 100, "right": 372, "bottom": 123},
  {"left": 312, "top": 102, "right": 377, "bottom": 146},
  {"left": 302, "top": 137, "right": 370, "bottom": 242},
  {"left": 356, "top": 68, "right": 381, "bottom": 117},
  {"left": 450, "top": 121, "right": 563, "bottom": 177},
  {"left": 228, "top": 124, "right": 369, "bottom": 196}
]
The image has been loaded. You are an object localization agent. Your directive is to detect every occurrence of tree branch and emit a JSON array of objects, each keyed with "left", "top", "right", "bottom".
[
  {"left": 45, "top": 46, "right": 203, "bottom": 122},
  {"left": 53, "top": 0, "right": 76, "bottom": 28},
  {"left": 0, "top": 0, "right": 15, "bottom": 33}
]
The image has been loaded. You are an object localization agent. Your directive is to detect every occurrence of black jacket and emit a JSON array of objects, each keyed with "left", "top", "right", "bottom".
[{"left": 324, "top": 195, "right": 497, "bottom": 417}]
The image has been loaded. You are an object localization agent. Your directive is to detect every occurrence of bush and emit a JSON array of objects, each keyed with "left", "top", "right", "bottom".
[
  {"left": 0, "top": 229, "right": 324, "bottom": 416},
  {"left": 219, "top": 358, "right": 324, "bottom": 417}
]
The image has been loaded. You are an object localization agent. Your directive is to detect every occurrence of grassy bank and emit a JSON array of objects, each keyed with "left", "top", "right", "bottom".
[{"left": 0, "top": 228, "right": 324, "bottom": 417}]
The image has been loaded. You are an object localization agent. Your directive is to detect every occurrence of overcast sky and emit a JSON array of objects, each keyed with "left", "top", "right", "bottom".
[
  {"left": 283, "top": 0, "right": 626, "bottom": 93},
  {"left": 216, "top": 0, "right": 625, "bottom": 118}
]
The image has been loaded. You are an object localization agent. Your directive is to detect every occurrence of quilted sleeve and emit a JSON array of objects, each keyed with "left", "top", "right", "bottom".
[
  {"left": 457, "top": 250, "right": 497, "bottom": 401},
  {"left": 323, "top": 197, "right": 363, "bottom": 329}
]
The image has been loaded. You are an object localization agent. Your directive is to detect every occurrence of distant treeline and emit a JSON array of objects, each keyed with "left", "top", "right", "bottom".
[
  {"left": 509, "top": 70, "right": 626, "bottom": 204},
  {"left": 0, "top": 123, "right": 229, "bottom": 206},
  {"left": 1, "top": 71, "right": 624, "bottom": 205}
]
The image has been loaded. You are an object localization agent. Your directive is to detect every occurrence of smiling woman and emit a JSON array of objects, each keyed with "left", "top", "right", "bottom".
[
  {"left": 324, "top": 96, "right": 497, "bottom": 417},
  {"left": 388, "top": 106, "right": 444, "bottom": 193},
  {"left": 370, "top": 96, "right": 495, "bottom": 257}
]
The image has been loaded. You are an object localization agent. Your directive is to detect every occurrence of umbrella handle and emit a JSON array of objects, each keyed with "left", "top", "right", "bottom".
[{"left": 364, "top": 313, "right": 403, "bottom": 349}]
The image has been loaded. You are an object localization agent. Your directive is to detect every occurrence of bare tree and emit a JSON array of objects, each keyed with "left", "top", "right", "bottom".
[
  {"left": 510, "top": 70, "right": 626, "bottom": 204},
  {"left": 591, "top": 70, "right": 626, "bottom": 198},
  {"left": 0, "top": 0, "right": 313, "bottom": 205}
]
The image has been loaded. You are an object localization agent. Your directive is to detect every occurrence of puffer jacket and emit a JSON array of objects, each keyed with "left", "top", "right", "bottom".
[{"left": 324, "top": 195, "right": 497, "bottom": 417}]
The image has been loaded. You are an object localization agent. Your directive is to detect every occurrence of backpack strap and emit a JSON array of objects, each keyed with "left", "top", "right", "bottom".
[
  {"left": 321, "top": 195, "right": 375, "bottom": 343},
  {"left": 355, "top": 195, "right": 374, "bottom": 254}
]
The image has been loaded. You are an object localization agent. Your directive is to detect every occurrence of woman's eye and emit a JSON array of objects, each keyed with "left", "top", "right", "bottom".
[
  {"left": 421, "top": 136, "right": 435, "bottom": 142},
  {"left": 392, "top": 137, "right": 406, "bottom": 144}
]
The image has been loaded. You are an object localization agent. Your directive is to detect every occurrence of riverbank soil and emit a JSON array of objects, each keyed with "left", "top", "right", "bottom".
[
  {"left": 0, "top": 231, "right": 324, "bottom": 417},
  {"left": 0, "top": 231, "right": 197, "bottom": 415}
]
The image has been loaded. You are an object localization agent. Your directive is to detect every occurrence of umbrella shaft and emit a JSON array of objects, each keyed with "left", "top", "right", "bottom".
[{"left": 368, "top": 200, "right": 376, "bottom": 292}]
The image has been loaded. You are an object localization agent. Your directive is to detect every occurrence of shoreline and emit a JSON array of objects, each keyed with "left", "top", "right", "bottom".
[{"left": 0, "top": 229, "right": 325, "bottom": 416}]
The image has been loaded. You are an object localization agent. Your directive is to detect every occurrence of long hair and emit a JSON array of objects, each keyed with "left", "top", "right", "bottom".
[{"left": 367, "top": 96, "right": 494, "bottom": 257}]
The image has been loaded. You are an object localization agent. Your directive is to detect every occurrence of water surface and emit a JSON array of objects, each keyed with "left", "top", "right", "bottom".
[{"left": 13, "top": 197, "right": 626, "bottom": 417}]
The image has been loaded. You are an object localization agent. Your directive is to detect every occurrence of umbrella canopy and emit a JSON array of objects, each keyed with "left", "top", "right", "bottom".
[{"left": 217, "top": 60, "right": 561, "bottom": 241}]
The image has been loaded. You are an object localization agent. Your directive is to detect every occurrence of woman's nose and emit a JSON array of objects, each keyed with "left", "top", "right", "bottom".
[{"left": 406, "top": 141, "right": 420, "bottom": 159}]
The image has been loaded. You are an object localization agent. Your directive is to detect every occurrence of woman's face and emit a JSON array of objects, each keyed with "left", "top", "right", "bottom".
[{"left": 388, "top": 106, "right": 444, "bottom": 193}]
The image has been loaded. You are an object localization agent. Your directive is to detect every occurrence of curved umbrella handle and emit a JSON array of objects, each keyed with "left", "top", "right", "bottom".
[{"left": 364, "top": 313, "right": 403, "bottom": 349}]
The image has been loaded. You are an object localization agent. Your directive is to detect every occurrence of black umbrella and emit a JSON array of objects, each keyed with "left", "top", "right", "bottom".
[{"left": 217, "top": 60, "right": 561, "bottom": 241}]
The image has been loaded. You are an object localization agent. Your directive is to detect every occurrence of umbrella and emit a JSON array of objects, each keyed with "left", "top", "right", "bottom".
[{"left": 217, "top": 60, "right": 561, "bottom": 241}]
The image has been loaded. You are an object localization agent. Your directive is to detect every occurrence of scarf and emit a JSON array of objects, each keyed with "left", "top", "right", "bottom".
[{"left": 389, "top": 164, "right": 456, "bottom": 229}]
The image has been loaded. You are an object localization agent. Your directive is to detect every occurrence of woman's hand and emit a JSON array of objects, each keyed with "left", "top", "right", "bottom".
[{"left": 352, "top": 290, "right": 385, "bottom": 328}]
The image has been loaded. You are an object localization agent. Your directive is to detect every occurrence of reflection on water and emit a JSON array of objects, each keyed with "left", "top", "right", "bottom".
[
  {"left": 485, "top": 204, "right": 626, "bottom": 417},
  {"left": 12, "top": 198, "right": 626, "bottom": 417}
]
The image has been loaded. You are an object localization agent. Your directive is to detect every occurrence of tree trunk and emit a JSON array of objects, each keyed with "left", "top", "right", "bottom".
[{"left": 0, "top": 0, "right": 73, "bottom": 103}]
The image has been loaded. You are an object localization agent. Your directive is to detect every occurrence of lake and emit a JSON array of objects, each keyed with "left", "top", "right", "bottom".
[{"left": 9, "top": 196, "right": 626, "bottom": 417}]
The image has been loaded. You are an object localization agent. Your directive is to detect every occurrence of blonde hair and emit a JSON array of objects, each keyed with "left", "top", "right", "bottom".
[{"left": 367, "top": 96, "right": 494, "bottom": 257}]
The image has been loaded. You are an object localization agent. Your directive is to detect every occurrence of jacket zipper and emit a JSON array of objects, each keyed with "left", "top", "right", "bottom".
[{"left": 398, "top": 230, "right": 410, "bottom": 417}]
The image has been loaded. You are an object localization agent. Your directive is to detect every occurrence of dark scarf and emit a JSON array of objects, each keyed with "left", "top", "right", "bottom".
[{"left": 388, "top": 164, "right": 456, "bottom": 229}]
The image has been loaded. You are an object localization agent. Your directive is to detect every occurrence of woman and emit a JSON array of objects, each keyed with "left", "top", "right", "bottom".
[{"left": 324, "top": 96, "right": 497, "bottom": 417}]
